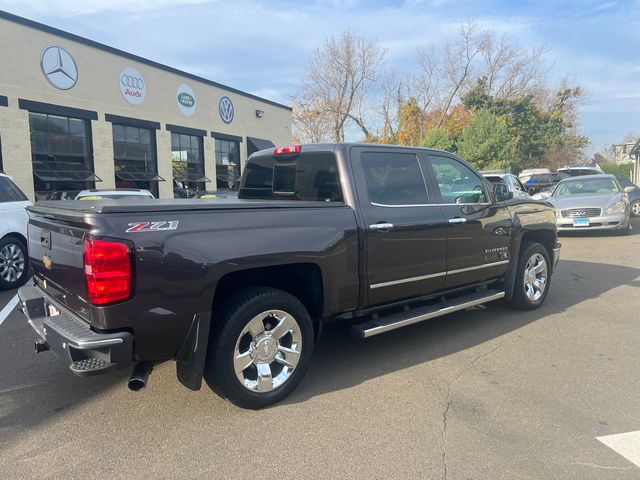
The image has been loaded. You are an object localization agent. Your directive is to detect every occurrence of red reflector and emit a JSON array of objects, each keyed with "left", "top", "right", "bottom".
[
  {"left": 274, "top": 145, "right": 301, "bottom": 155},
  {"left": 83, "top": 238, "right": 132, "bottom": 305}
]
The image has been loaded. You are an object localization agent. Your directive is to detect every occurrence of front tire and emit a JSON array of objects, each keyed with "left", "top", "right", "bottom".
[
  {"left": 0, "top": 236, "right": 29, "bottom": 290},
  {"left": 204, "top": 287, "right": 314, "bottom": 409},
  {"left": 631, "top": 201, "right": 640, "bottom": 218},
  {"left": 507, "top": 242, "right": 551, "bottom": 311}
]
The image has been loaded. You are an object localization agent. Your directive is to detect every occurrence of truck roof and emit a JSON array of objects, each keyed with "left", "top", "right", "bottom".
[{"left": 249, "top": 142, "right": 453, "bottom": 158}]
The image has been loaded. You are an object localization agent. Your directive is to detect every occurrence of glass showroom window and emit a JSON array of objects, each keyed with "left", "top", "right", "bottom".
[
  {"left": 112, "top": 125, "right": 162, "bottom": 197},
  {"left": 28, "top": 112, "right": 99, "bottom": 200},
  {"left": 171, "top": 133, "right": 207, "bottom": 198},
  {"left": 215, "top": 139, "right": 240, "bottom": 190}
]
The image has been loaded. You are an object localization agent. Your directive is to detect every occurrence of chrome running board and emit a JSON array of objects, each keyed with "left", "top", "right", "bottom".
[{"left": 351, "top": 290, "right": 505, "bottom": 339}]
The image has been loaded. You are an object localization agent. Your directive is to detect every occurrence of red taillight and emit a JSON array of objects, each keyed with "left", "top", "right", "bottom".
[
  {"left": 83, "top": 237, "right": 132, "bottom": 305},
  {"left": 274, "top": 145, "right": 301, "bottom": 155}
]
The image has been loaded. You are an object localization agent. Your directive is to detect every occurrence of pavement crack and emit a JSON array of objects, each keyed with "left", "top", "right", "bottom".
[{"left": 440, "top": 340, "right": 505, "bottom": 480}]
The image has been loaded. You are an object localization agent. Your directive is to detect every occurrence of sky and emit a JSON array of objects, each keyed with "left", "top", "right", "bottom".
[{"left": 1, "top": 0, "right": 639, "bottom": 150}]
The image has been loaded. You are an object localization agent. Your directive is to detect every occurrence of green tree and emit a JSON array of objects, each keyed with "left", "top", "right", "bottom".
[
  {"left": 423, "top": 127, "right": 456, "bottom": 152},
  {"left": 457, "top": 110, "right": 514, "bottom": 170}
]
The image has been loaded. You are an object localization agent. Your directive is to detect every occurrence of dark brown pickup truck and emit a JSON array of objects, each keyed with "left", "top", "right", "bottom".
[{"left": 18, "top": 143, "right": 560, "bottom": 408}]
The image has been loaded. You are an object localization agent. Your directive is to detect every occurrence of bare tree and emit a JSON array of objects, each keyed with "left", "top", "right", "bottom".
[
  {"left": 291, "top": 94, "right": 332, "bottom": 143},
  {"left": 436, "top": 21, "right": 488, "bottom": 127},
  {"left": 297, "top": 32, "right": 387, "bottom": 142},
  {"left": 408, "top": 22, "right": 548, "bottom": 130}
]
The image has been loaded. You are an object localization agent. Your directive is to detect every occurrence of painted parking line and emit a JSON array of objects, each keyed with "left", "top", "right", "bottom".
[
  {"left": 597, "top": 431, "right": 640, "bottom": 468},
  {"left": 0, "top": 294, "right": 19, "bottom": 327}
]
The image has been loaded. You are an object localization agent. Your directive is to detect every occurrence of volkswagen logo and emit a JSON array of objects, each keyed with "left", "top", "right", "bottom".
[
  {"left": 41, "top": 46, "right": 78, "bottom": 90},
  {"left": 219, "top": 96, "right": 234, "bottom": 124},
  {"left": 119, "top": 67, "right": 146, "bottom": 105}
]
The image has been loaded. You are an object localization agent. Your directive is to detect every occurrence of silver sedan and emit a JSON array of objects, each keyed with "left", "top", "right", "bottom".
[{"left": 537, "top": 175, "right": 633, "bottom": 233}]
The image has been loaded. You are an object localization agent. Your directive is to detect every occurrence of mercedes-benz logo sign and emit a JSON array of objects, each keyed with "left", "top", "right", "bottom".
[
  {"left": 41, "top": 46, "right": 78, "bottom": 90},
  {"left": 120, "top": 67, "right": 146, "bottom": 105},
  {"left": 219, "top": 96, "right": 234, "bottom": 124}
]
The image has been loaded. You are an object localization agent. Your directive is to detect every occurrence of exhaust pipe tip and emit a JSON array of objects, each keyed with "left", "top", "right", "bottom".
[{"left": 128, "top": 362, "right": 153, "bottom": 392}]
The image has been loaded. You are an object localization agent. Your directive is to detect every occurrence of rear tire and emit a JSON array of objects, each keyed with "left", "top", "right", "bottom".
[
  {"left": 0, "top": 236, "right": 29, "bottom": 290},
  {"left": 507, "top": 242, "right": 551, "bottom": 311},
  {"left": 204, "top": 287, "right": 314, "bottom": 409}
]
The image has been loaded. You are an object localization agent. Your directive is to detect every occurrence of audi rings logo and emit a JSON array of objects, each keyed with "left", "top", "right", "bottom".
[
  {"left": 119, "top": 67, "right": 146, "bottom": 105},
  {"left": 121, "top": 75, "right": 144, "bottom": 89},
  {"left": 219, "top": 96, "right": 234, "bottom": 124}
]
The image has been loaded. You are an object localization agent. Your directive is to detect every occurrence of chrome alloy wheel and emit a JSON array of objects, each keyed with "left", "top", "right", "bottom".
[
  {"left": 523, "top": 253, "right": 548, "bottom": 302},
  {"left": 0, "top": 243, "right": 25, "bottom": 284},
  {"left": 632, "top": 201, "right": 640, "bottom": 217},
  {"left": 233, "top": 310, "right": 303, "bottom": 393}
]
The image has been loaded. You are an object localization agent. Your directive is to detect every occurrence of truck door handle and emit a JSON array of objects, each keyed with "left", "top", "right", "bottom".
[
  {"left": 448, "top": 217, "right": 467, "bottom": 225},
  {"left": 369, "top": 222, "right": 394, "bottom": 231}
]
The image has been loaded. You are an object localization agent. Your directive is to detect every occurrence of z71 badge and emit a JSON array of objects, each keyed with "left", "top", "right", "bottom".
[{"left": 126, "top": 221, "right": 179, "bottom": 233}]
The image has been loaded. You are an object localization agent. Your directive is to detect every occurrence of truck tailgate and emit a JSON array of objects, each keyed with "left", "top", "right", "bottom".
[{"left": 27, "top": 209, "right": 93, "bottom": 317}]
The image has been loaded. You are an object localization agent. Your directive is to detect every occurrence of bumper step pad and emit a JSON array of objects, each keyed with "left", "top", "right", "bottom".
[{"left": 70, "top": 358, "right": 117, "bottom": 376}]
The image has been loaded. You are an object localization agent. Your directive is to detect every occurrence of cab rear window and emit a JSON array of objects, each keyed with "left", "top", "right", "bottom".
[{"left": 240, "top": 153, "right": 343, "bottom": 202}]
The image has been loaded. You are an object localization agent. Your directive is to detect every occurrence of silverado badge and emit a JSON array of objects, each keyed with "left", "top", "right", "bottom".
[{"left": 42, "top": 255, "right": 53, "bottom": 270}]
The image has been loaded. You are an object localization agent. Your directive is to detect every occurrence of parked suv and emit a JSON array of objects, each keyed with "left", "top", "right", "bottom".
[{"left": 0, "top": 173, "right": 31, "bottom": 289}]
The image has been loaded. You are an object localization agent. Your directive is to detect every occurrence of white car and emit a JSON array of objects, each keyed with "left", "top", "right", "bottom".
[
  {"left": 75, "top": 189, "right": 155, "bottom": 200},
  {"left": 0, "top": 173, "right": 31, "bottom": 289},
  {"left": 483, "top": 173, "right": 530, "bottom": 199}
]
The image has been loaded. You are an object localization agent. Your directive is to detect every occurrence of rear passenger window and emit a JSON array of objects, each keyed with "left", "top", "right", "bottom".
[
  {"left": 361, "top": 152, "right": 428, "bottom": 205},
  {"left": 0, "top": 176, "right": 28, "bottom": 202}
]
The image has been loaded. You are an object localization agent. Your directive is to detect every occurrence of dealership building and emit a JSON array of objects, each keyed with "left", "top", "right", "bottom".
[{"left": 0, "top": 11, "right": 292, "bottom": 200}]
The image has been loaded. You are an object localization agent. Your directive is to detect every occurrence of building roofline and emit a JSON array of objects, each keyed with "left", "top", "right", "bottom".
[
  {"left": 630, "top": 138, "right": 640, "bottom": 156},
  {"left": 0, "top": 9, "right": 293, "bottom": 112}
]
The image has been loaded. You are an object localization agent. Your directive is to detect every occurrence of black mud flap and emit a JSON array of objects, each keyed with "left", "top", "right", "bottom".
[{"left": 176, "top": 311, "right": 211, "bottom": 391}]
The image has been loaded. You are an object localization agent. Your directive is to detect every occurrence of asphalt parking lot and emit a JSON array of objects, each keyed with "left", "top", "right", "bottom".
[{"left": 1, "top": 219, "right": 639, "bottom": 479}]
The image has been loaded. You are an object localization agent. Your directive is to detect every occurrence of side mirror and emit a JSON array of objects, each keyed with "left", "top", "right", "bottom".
[
  {"left": 494, "top": 183, "right": 514, "bottom": 202},
  {"left": 624, "top": 186, "right": 636, "bottom": 194}
]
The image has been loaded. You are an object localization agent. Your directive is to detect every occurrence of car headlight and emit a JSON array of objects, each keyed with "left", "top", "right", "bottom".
[{"left": 605, "top": 201, "right": 626, "bottom": 214}]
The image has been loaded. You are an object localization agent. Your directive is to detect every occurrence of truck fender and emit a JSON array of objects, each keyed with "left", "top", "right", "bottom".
[
  {"left": 175, "top": 311, "right": 212, "bottom": 390},
  {"left": 503, "top": 215, "right": 524, "bottom": 301}
]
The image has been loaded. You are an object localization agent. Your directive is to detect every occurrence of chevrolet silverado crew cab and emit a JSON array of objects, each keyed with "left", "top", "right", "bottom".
[{"left": 18, "top": 144, "right": 560, "bottom": 409}]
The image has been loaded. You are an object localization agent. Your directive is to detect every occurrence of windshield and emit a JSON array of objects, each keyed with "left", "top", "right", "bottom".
[{"left": 552, "top": 178, "right": 620, "bottom": 197}]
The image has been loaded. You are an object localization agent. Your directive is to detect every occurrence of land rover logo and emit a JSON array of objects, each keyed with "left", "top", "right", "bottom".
[
  {"left": 219, "top": 96, "right": 234, "bottom": 124},
  {"left": 176, "top": 84, "right": 196, "bottom": 116},
  {"left": 41, "top": 46, "right": 78, "bottom": 90},
  {"left": 120, "top": 67, "right": 146, "bottom": 105},
  {"left": 178, "top": 93, "right": 194, "bottom": 106}
]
